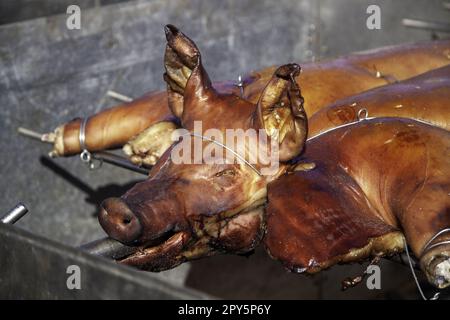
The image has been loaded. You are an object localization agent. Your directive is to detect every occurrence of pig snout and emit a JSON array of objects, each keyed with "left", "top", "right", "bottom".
[{"left": 99, "top": 198, "right": 142, "bottom": 244}]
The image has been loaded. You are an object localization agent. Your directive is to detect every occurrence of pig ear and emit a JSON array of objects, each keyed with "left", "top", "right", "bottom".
[
  {"left": 256, "top": 64, "right": 308, "bottom": 162},
  {"left": 163, "top": 25, "right": 214, "bottom": 119}
]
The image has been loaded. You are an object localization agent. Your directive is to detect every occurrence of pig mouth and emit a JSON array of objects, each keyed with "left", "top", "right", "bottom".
[
  {"left": 117, "top": 205, "right": 267, "bottom": 271},
  {"left": 112, "top": 185, "right": 269, "bottom": 271},
  {"left": 117, "top": 230, "right": 191, "bottom": 271}
]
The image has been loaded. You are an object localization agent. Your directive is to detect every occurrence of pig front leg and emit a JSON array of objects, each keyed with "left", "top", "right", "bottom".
[
  {"left": 123, "top": 121, "right": 178, "bottom": 167},
  {"left": 400, "top": 179, "right": 450, "bottom": 289}
]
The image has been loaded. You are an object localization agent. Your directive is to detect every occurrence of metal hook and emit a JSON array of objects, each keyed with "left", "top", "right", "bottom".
[
  {"left": 80, "top": 149, "right": 91, "bottom": 163},
  {"left": 357, "top": 108, "right": 368, "bottom": 121},
  {"left": 235, "top": 75, "right": 244, "bottom": 98},
  {"left": 80, "top": 149, "right": 103, "bottom": 170}
]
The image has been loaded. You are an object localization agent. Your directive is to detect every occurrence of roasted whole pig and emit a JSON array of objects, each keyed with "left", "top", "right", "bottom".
[
  {"left": 90, "top": 26, "right": 450, "bottom": 289},
  {"left": 266, "top": 118, "right": 450, "bottom": 289},
  {"left": 45, "top": 30, "right": 450, "bottom": 168},
  {"left": 309, "top": 65, "right": 450, "bottom": 136}
]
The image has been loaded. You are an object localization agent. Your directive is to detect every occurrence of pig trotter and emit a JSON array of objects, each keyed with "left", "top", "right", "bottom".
[{"left": 123, "top": 121, "right": 177, "bottom": 167}]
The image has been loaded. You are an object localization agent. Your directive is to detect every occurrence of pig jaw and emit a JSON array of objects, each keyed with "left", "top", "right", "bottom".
[
  {"left": 116, "top": 179, "right": 269, "bottom": 271},
  {"left": 118, "top": 207, "right": 266, "bottom": 271}
]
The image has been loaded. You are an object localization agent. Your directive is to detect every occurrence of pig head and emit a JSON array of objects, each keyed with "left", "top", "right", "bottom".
[{"left": 98, "top": 25, "right": 308, "bottom": 271}]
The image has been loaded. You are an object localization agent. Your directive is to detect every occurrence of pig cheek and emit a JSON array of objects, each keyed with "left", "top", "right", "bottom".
[
  {"left": 213, "top": 209, "right": 264, "bottom": 253},
  {"left": 207, "top": 175, "right": 262, "bottom": 215},
  {"left": 182, "top": 179, "right": 246, "bottom": 217},
  {"left": 213, "top": 175, "right": 246, "bottom": 204}
]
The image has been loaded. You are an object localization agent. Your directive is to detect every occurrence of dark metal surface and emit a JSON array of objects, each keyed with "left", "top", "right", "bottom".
[{"left": 0, "top": 223, "right": 209, "bottom": 299}]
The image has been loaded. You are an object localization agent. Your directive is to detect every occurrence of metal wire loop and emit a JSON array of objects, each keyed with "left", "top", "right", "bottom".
[
  {"left": 179, "top": 133, "right": 262, "bottom": 176},
  {"left": 357, "top": 108, "right": 368, "bottom": 121},
  {"left": 421, "top": 228, "right": 450, "bottom": 257}
]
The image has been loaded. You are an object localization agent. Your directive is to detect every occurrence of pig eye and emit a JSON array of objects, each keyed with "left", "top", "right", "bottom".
[{"left": 214, "top": 169, "right": 236, "bottom": 177}]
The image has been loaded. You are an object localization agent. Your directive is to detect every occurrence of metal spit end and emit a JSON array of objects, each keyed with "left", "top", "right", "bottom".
[{"left": 1, "top": 203, "right": 29, "bottom": 224}]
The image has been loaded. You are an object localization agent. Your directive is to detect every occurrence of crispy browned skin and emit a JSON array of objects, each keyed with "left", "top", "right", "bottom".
[
  {"left": 309, "top": 65, "right": 450, "bottom": 136},
  {"left": 245, "top": 40, "right": 450, "bottom": 115},
  {"left": 57, "top": 92, "right": 174, "bottom": 155},
  {"left": 50, "top": 38, "right": 450, "bottom": 156},
  {"left": 265, "top": 118, "right": 450, "bottom": 287}
]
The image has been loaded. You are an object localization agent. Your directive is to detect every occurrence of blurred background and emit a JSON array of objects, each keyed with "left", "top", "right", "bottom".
[{"left": 0, "top": 0, "right": 449, "bottom": 299}]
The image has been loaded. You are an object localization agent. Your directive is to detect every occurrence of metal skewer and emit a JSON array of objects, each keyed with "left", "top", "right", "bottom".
[
  {"left": 17, "top": 127, "right": 52, "bottom": 143},
  {"left": 92, "top": 151, "right": 149, "bottom": 175},
  {"left": 106, "top": 90, "right": 133, "bottom": 103},
  {"left": 402, "top": 18, "right": 450, "bottom": 33}
]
